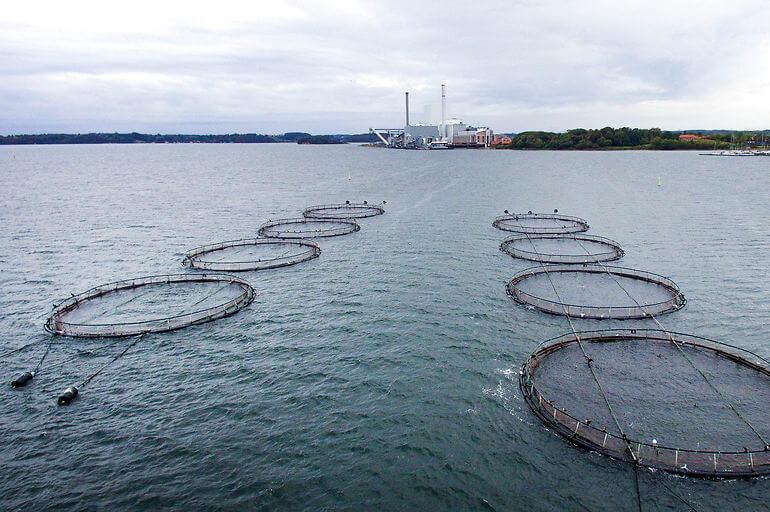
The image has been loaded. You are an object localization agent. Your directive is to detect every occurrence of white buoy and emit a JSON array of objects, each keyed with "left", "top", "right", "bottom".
[{"left": 657, "top": 176, "right": 662, "bottom": 187}]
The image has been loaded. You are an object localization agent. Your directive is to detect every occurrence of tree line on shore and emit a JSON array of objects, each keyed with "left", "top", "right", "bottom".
[
  {"left": 501, "top": 127, "right": 768, "bottom": 150},
  {"left": 1, "top": 128, "right": 767, "bottom": 148}
]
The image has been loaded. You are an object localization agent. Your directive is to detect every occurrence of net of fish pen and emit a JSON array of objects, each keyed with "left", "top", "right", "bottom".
[
  {"left": 506, "top": 264, "right": 686, "bottom": 319},
  {"left": 519, "top": 329, "right": 770, "bottom": 478},
  {"left": 183, "top": 238, "right": 321, "bottom": 271},
  {"left": 258, "top": 218, "right": 360, "bottom": 239},
  {"left": 500, "top": 234, "right": 625, "bottom": 264},
  {"left": 493, "top": 213, "right": 589, "bottom": 234},
  {"left": 303, "top": 202, "right": 384, "bottom": 219},
  {"left": 45, "top": 274, "right": 255, "bottom": 337}
]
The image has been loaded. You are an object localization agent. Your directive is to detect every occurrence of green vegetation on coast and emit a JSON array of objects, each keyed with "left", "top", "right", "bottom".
[
  {"left": 501, "top": 127, "right": 768, "bottom": 150},
  {"left": 1, "top": 128, "right": 767, "bottom": 149}
]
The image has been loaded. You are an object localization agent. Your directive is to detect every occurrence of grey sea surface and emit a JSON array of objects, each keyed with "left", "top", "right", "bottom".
[{"left": 0, "top": 144, "right": 768, "bottom": 511}]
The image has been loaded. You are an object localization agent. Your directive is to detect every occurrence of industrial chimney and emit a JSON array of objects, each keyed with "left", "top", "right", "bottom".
[
  {"left": 441, "top": 84, "right": 446, "bottom": 140},
  {"left": 405, "top": 91, "right": 410, "bottom": 127}
]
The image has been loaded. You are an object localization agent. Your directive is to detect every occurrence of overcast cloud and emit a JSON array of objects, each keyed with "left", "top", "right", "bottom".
[{"left": 1, "top": 0, "right": 769, "bottom": 134}]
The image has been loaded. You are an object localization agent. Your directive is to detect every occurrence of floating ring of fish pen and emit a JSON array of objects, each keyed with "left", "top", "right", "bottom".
[
  {"left": 506, "top": 264, "right": 686, "bottom": 319},
  {"left": 493, "top": 213, "right": 589, "bottom": 234},
  {"left": 500, "top": 234, "right": 625, "bottom": 264},
  {"left": 520, "top": 329, "right": 770, "bottom": 478},
  {"left": 182, "top": 238, "right": 321, "bottom": 271},
  {"left": 44, "top": 274, "right": 254, "bottom": 337},
  {"left": 258, "top": 217, "right": 360, "bottom": 239},
  {"left": 303, "top": 202, "right": 385, "bottom": 219}
]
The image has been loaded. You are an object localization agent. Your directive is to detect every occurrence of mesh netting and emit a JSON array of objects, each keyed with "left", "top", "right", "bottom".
[
  {"left": 258, "top": 218, "right": 360, "bottom": 238},
  {"left": 183, "top": 238, "right": 320, "bottom": 271},
  {"left": 303, "top": 202, "right": 384, "bottom": 219},
  {"left": 500, "top": 234, "right": 624, "bottom": 263},
  {"left": 520, "top": 329, "right": 770, "bottom": 478},
  {"left": 45, "top": 274, "right": 254, "bottom": 337},
  {"left": 507, "top": 264, "right": 686, "bottom": 319},
  {"left": 493, "top": 213, "right": 589, "bottom": 234}
]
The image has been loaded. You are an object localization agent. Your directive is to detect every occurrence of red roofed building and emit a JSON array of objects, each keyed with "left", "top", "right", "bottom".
[{"left": 678, "top": 134, "right": 703, "bottom": 141}]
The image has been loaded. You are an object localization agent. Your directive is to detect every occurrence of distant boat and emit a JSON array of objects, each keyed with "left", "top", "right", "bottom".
[
  {"left": 700, "top": 133, "right": 758, "bottom": 156},
  {"left": 427, "top": 140, "right": 451, "bottom": 150},
  {"left": 699, "top": 150, "right": 758, "bottom": 156},
  {"left": 756, "top": 134, "right": 769, "bottom": 155}
]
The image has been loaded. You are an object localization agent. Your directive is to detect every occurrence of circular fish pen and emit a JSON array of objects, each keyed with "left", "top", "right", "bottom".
[
  {"left": 258, "top": 218, "right": 360, "bottom": 239},
  {"left": 303, "top": 202, "right": 384, "bottom": 219},
  {"left": 506, "top": 264, "right": 685, "bottom": 319},
  {"left": 493, "top": 213, "right": 589, "bottom": 234},
  {"left": 45, "top": 274, "right": 254, "bottom": 337},
  {"left": 519, "top": 329, "right": 770, "bottom": 478},
  {"left": 183, "top": 238, "right": 321, "bottom": 271},
  {"left": 500, "top": 234, "right": 624, "bottom": 264}
]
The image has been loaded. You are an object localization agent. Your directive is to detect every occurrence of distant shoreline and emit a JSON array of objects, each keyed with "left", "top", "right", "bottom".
[
  {"left": 0, "top": 142, "right": 738, "bottom": 151},
  {"left": 1, "top": 128, "right": 767, "bottom": 150},
  {"left": 0, "top": 132, "right": 372, "bottom": 146}
]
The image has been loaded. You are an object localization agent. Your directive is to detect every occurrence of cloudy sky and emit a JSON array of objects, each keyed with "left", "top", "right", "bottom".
[{"left": 2, "top": 0, "right": 769, "bottom": 134}]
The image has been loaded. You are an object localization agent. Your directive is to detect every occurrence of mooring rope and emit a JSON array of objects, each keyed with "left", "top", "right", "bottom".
[
  {"left": 649, "top": 474, "right": 700, "bottom": 512},
  {"left": 176, "top": 280, "right": 237, "bottom": 315},
  {"left": 560, "top": 223, "right": 768, "bottom": 447},
  {"left": 0, "top": 340, "right": 42, "bottom": 358},
  {"left": 634, "top": 468, "right": 644, "bottom": 512},
  {"left": 37, "top": 336, "right": 129, "bottom": 377},
  {"left": 55, "top": 280, "right": 237, "bottom": 394},
  {"left": 31, "top": 355, "right": 72, "bottom": 375},
  {"left": 509, "top": 219, "right": 640, "bottom": 464},
  {"left": 273, "top": 247, "right": 295, "bottom": 261},
  {"left": 2, "top": 305, "right": 65, "bottom": 357},
  {"left": 509, "top": 216, "right": 643, "bottom": 512},
  {"left": 84, "top": 285, "right": 159, "bottom": 323},
  {"left": 78, "top": 333, "right": 145, "bottom": 389},
  {"left": 55, "top": 282, "right": 241, "bottom": 401},
  {"left": 32, "top": 338, "right": 54, "bottom": 374}
]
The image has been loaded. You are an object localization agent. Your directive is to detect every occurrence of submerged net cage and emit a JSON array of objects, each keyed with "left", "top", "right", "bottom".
[
  {"left": 45, "top": 274, "right": 254, "bottom": 337},
  {"left": 500, "top": 234, "right": 625, "bottom": 264},
  {"left": 519, "top": 329, "right": 770, "bottom": 478},
  {"left": 182, "top": 238, "right": 321, "bottom": 271},
  {"left": 507, "top": 264, "right": 686, "bottom": 319},
  {"left": 493, "top": 213, "right": 589, "bottom": 234},
  {"left": 258, "top": 218, "right": 360, "bottom": 239},
  {"left": 303, "top": 202, "right": 384, "bottom": 219}
]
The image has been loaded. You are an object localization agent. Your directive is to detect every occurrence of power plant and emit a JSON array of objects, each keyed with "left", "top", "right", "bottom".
[{"left": 370, "top": 85, "right": 494, "bottom": 149}]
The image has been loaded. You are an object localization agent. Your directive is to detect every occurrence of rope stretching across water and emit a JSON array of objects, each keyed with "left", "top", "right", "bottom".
[
  {"left": 509, "top": 221, "right": 645, "bottom": 511},
  {"left": 557, "top": 223, "right": 768, "bottom": 448},
  {"left": 79, "top": 333, "right": 145, "bottom": 388},
  {"left": 512, "top": 227, "right": 639, "bottom": 453},
  {"left": 71, "top": 279, "right": 240, "bottom": 390}
]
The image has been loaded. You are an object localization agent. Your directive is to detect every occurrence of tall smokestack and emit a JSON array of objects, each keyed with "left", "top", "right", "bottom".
[
  {"left": 441, "top": 84, "right": 446, "bottom": 140},
  {"left": 405, "top": 91, "right": 410, "bottom": 127}
]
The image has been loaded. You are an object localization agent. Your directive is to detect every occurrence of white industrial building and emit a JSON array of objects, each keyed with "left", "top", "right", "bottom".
[{"left": 370, "top": 85, "right": 493, "bottom": 149}]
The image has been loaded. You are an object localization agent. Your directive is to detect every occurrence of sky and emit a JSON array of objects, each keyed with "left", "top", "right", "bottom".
[{"left": 1, "top": 0, "right": 769, "bottom": 135}]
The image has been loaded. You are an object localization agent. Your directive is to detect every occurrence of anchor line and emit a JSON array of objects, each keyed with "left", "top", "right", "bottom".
[
  {"left": 557, "top": 221, "right": 768, "bottom": 447},
  {"left": 508, "top": 216, "right": 643, "bottom": 511},
  {"left": 509, "top": 219, "right": 640, "bottom": 465},
  {"left": 79, "top": 333, "right": 146, "bottom": 389}
]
